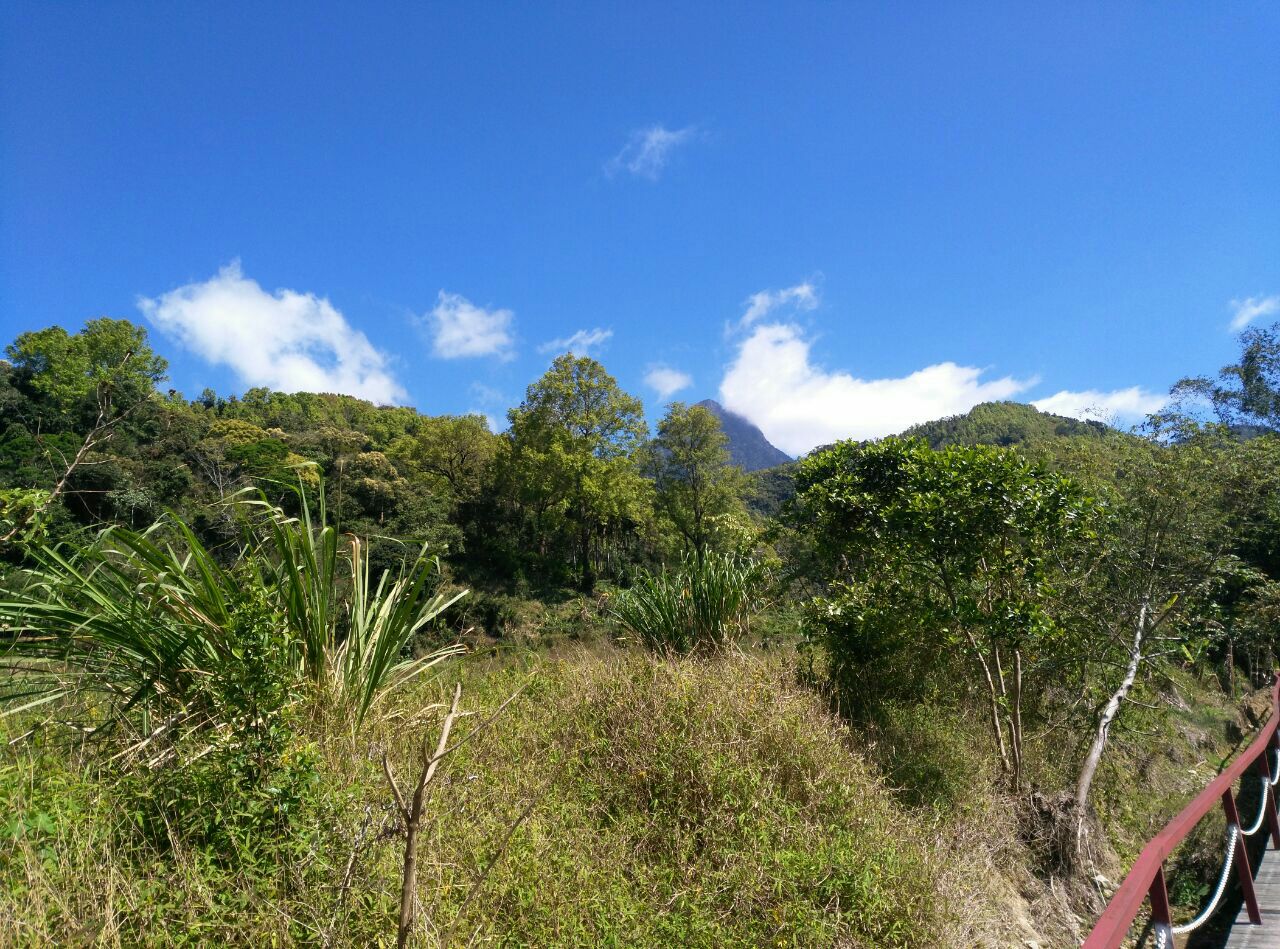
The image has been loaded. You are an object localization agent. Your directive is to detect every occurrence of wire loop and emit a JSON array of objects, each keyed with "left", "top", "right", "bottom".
[
  {"left": 1243, "top": 776, "right": 1272, "bottom": 837},
  {"left": 1169, "top": 823, "right": 1240, "bottom": 936}
]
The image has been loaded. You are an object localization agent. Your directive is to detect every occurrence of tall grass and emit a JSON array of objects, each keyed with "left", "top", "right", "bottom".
[
  {"left": 0, "top": 488, "right": 464, "bottom": 738},
  {"left": 613, "top": 551, "right": 764, "bottom": 652}
]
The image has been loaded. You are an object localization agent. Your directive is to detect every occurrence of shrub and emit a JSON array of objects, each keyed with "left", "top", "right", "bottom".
[{"left": 119, "top": 586, "right": 322, "bottom": 856}]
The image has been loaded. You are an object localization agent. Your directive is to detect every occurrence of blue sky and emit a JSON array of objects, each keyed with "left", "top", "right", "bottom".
[{"left": 2, "top": 2, "right": 1277, "bottom": 454}]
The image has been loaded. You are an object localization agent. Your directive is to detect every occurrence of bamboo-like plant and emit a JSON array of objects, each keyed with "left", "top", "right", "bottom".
[
  {"left": 612, "top": 551, "right": 764, "bottom": 653},
  {"left": 0, "top": 486, "right": 465, "bottom": 736}
]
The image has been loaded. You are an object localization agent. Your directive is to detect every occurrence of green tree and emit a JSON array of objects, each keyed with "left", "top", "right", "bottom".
[
  {"left": 1171, "top": 319, "right": 1280, "bottom": 431},
  {"left": 644, "top": 402, "right": 747, "bottom": 561},
  {"left": 1047, "top": 427, "right": 1270, "bottom": 825},
  {"left": 390, "top": 414, "right": 499, "bottom": 503},
  {"left": 5, "top": 318, "right": 167, "bottom": 428},
  {"left": 508, "top": 355, "right": 649, "bottom": 592},
  {"left": 793, "top": 436, "right": 1097, "bottom": 792},
  {"left": 1, "top": 319, "right": 167, "bottom": 546}
]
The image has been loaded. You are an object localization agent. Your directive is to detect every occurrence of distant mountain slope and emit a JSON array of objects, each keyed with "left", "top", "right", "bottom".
[
  {"left": 695, "top": 399, "right": 792, "bottom": 471},
  {"left": 746, "top": 463, "right": 796, "bottom": 518},
  {"left": 901, "top": 401, "right": 1110, "bottom": 449}
]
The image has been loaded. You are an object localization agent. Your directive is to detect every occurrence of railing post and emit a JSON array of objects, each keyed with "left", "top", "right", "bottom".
[
  {"left": 1224, "top": 788, "right": 1263, "bottom": 924},
  {"left": 1255, "top": 743, "right": 1280, "bottom": 849},
  {"left": 1148, "top": 864, "right": 1175, "bottom": 948}
]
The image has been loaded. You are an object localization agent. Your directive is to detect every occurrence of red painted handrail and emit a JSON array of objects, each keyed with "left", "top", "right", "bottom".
[{"left": 1084, "top": 678, "right": 1280, "bottom": 947}]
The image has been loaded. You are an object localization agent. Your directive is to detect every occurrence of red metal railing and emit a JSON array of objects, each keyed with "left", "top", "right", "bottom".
[{"left": 1084, "top": 678, "right": 1280, "bottom": 948}]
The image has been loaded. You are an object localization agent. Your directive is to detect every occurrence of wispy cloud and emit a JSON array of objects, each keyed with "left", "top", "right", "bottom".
[
  {"left": 538, "top": 327, "right": 613, "bottom": 357},
  {"left": 605, "top": 124, "right": 697, "bottom": 180},
  {"left": 468, "top": 382, "right": 509, "bottom": 433},
  {"left": 720, "top": 320, "right": 1030, "bottom": 455},
  {"left": 139, "top": 261, "right": 405, "bottom": 404},
  {"left": 645, "top": 365, "right": 693, "bottom": 400},
  {"left": 1032, "top": 387, "right": 1166, "bottom": 424},
  {"left": 424, "top": 291, "right": 515, "bottom": 360},
  {"left": 740, "top": 283, "right": 819, "bottom": 328},
  {"left": 1230, "top": 294, "right": 1280, "bottom": 331}
]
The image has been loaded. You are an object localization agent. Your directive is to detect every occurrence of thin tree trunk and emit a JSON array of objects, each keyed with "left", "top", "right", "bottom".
[
  {"left": 1011, "top": 649, "right": 1024, "bottom": 793},
  {"left": 579, "top": 522, "right": 594, "bottom": 593},
  {"left": 1075, "top": 600, "right": 1149, "bottom": 813},
  {"left": 964, "top": 629, "right": 1011, "bottom": 773}
]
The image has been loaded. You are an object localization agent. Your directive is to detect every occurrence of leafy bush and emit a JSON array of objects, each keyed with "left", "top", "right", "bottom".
[
  {"left": 0, "top": 487, "right": 53, "bottom": 550},
  {"left": 460, "top": 590, "right": 524, "bottom": 637},
  {"left": 791, "top": 436, "right": 1096, "bottom": 791},
  {"left": 121, "top": 586, "right": 321, "bottom": 856},
  {"left": 612, "top": 551, "right": 765, "bottom": 652}
]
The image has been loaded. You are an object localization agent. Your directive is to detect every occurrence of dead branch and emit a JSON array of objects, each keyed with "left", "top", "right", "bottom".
[{"left": 384, "top": 683, "right": 463, "bottom": 949}]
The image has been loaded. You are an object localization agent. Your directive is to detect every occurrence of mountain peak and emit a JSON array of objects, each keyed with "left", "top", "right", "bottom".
[{"left": 694, "top": 399, "right": 791, "bottom": 471}]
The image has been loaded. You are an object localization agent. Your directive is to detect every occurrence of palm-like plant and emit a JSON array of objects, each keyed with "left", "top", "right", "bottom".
[
  {"left": 251, "top": 490, "right": 466, "bottom": 723},
  {"left": 0, "top": 488, "right": 465, "bottom": 737}
]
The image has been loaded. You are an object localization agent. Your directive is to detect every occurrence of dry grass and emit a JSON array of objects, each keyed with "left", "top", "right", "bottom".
[{"left": 1, "top": 648, "right": 1001, "bottom": 947}]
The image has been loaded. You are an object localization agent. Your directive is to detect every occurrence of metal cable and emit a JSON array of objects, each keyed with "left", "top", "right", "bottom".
[
  {"left": 1243, "top": 777, "right": 1272, "bottom": 837},
  {"left": 1170, "top": 823, "right": 1240, "bottom": 935}
]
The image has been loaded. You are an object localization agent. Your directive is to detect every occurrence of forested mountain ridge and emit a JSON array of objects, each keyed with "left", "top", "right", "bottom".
[{"left": 748, "top": 400, "right": 1110, "bottom": 516}]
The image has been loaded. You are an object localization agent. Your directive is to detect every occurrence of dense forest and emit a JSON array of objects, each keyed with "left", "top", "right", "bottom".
[{"left": 3, "top": 316, "right": 1280, "bottom": 945}]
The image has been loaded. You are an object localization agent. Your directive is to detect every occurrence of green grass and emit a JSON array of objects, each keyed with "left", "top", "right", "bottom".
[{"left": 5, "top": 639, "right": 1249, "bottom": 946}]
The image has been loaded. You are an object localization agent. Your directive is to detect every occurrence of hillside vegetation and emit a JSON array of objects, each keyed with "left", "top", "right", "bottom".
[
  {"left": 902, "top": 399, "right": 1109, "bottom": 448},
  {"left": 2, "top": 317, "right": 1280, "bottom": 945}
]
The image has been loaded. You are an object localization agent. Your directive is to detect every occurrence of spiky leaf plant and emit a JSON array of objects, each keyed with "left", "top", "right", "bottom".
[{"left": 0, "top": 487, "right": 464, "bottom": 744}]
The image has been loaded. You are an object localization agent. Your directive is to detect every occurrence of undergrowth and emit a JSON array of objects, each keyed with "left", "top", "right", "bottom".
[{"left": 1, "top": 648, "right": 1257, "bottom": 946}]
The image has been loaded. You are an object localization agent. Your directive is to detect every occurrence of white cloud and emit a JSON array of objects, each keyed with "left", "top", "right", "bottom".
[
  {"left": 719, "top": 322, "right": 1031, "bottom": 455},
  {"left": 467, "top": 382, "right": 508, "bottom": 433},
  {"left": 644, "top": 365, "right": 693, "bottom": 400},
  {"left": 139, "top": 261, "right": 405, "bottom": 404},
  {"left": 425, "top": 291, "right": 515, "bottom": 360},
  {"left": 740, "top": 283, "right": 819, "bottom": 327},
  {"left": 1230, "top": 294, "right": 1280, "bottom": 331},
  {"left": 605, "top": 125, "right": 696, "bottom": 180},
  {"left": 1032, "top": 387, "right": 1166, "bottom": 424},
  {"left": 538, "top": 327, "right": 613, "bottom": 357}
]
